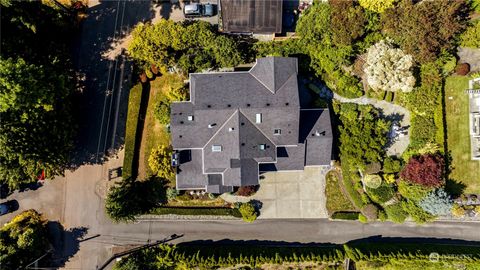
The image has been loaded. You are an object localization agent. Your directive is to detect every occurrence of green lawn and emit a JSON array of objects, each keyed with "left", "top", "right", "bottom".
[
  {"left": 141, "top": 74, "right": 183, "bottom": 184},
  {"left": 325, "top": 170, "right": 356, "bottom": 215},
  {"left": 122, "top": 83, "right": 143, "bottom": 179},
  {"left": 445, "top": 75, "right": 480, "bottom": 193}
]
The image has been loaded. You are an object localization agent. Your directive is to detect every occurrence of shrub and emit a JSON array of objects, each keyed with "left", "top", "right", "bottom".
[
  {"left": 441, "top": 54, "right": 457, "bottom": 75},
  {"left": 452, "top": 204, "right": 466, "bottom": 217},
  {"left": 382, "top": 0, "right": 468, "bottom": 63},
  {"left": 398, "top": 181, "right": 432, "bottom": 202},
  {"left": 385, "top": 203, "right": 407, "bottom": 223},
  {"left": 331, "top": 212, "right": 360, "bottom": 220},
  {"left": 235, "top": 185, "right": 258, "bottom": 197},
  {"left": 148, "top": 145, "right": 175, "bottom": 180},
  {"left": 359, "top": 0, "right": 396, "bottom": 13},
  {"left": 364, "top": 162, "right": 382, "bottom": 174},
  {"left": 460, "top": 20, "right": 480, "bottom": 48},
  {"left": 364, "top": 39, "right": 415, "bottom": 92},
  {"left": 358, "top": 213, "right": 368, "bottom": 223},
  {"left": 400, "top": 154, "right": 445, "bottom": 188},
  {"left": 418, "top": 189, "right": 453, "bottom": 216},
  {"left": 166, "top": 188, "right": 179, "bottom": 201},
  {"left": 364, "top": 174, "right": 382, "bottom": 189},
  {"left": 361, "top": 204, "right": 378, "bottom": 221},
  {"left": 455, "top": 63, "right": 470, "bottom": 76},
  {"left": 378, "top": 209, "right": 387, "bottom": 221},
  {"left": 383, "top": 174, "right": 396, "bottom": 184},
  {"left": 382, "top": 156, "right": 402, "bottom": 173},
  {"left": 366, "top": 183, "right": 396, "bottom": 204},
  {"left": 239, "top": 201, "right": 258, "bottom": 223},
  {"left": 385, "top": 91, "right": 394, "bottom": 102},
  {"left": 402, "top": 200, "right": 435, "bottom": 224}
]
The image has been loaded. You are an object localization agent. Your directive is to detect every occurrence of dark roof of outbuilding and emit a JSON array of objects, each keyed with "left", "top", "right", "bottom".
[{"left": 220, "top": 0, "right": 283, "bottom": 34}]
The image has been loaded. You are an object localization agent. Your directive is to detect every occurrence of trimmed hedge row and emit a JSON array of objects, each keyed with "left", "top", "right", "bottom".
[
  {"left": 331, "top": 211, "right": 359, "bottom": 220},
  {"left": 122, "top": 84, "right": 143, "bottom": 179},
  {"left": 149, "top": 207, "right": 242, "bottom": 218},
  {"left": 114, "top": 242, "right": 480, "bottom": 270}
]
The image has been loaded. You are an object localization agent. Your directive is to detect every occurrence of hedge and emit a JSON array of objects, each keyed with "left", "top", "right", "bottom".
[
  {"left": 122, "top": 83, "right": 143, "bottom": 179},
  {"left": 149, "top": 207, "right": 242, "bottom": 218},
  {"left": 331, "top": 211, "right": 359, "bottom": 220},
  {"left": 113, "top": 241, "right": 480, "bottom": 269}
]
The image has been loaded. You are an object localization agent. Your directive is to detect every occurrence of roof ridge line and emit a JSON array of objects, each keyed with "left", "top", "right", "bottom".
[
  {"left": 249, "top": 70, "right": 275, "bottom": 94},
  {"left": 238, "top": 109, "right": 277, "bottom": 154}
]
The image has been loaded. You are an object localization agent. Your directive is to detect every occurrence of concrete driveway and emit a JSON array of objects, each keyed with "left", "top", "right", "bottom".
[{"left": 254, "top": 167, "right": 330, "bottom": 219}]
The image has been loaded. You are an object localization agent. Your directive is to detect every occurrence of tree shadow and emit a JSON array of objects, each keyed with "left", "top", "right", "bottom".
[
  {"left": 46, "top": 221, "right": 88, "bottom": 268},
  {"left": 71, "top": 0, "right": 155, "bottom": 167}
]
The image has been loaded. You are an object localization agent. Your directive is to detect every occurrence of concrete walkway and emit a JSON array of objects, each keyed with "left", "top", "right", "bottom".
[
  {"left": 222, "top": 167, "right": 330, "bottom": 219},
  {"left": 333, "top": 93, "right": 411, "bottom": 156}
]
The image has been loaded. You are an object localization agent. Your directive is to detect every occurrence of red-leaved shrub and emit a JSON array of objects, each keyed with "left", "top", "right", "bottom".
[
  {"left": 400, "top": 154, "right": 444, "bottom": 188},
  {"left": 455, "top": 63, "right": 470, "bottom": 76},
  {"left": 235, "top": 186, "right": 258, "bottom": 197}
]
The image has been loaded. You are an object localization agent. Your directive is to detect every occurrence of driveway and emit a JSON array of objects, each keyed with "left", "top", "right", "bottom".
[
  {"left": 152, "top": 0, "right": 219, "bottom": 24},
  {"left": 254, "top": 167, "right": 329, "bottom": 219}
]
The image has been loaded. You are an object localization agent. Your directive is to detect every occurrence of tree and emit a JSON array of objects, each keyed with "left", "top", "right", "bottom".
[
  {"left": 364, "top": 174, "right": 382, "bottom": 189},
  {"left": 330, "top": 0, "right": 366, "bottom": 46},
  {"left": 105, "top": 178, "right": 166, "bottom": 222},
  {"left": 400, "top": 154, "right": 445, "bottom": 188},
  {"left": 0, "top": 210, "right": 48, "bottom": 268},
  {"left": 238, "top": 201, "right": 258, "bottom": 223},
  {"left": 418, "top": 189, "right": 453, "bottom": 216},
  {"left": 148, "top": 145, "right": 175, "bottom": 180},
  {"left": 460, "top": 20, "right": 480, "bottom": 48},
  {"left": 0, "top": 58, "right": 74, "bottom": 189},
  {"left": 359, "top": 0, "right": 396, "bottom": 13},
  {"left": 364, "top": 39, "right": 415, "bottom": 92},
  {"left": 382, "top": 0, "right": 468, "bottom": 63},
  {"left": 128, "top": 20, "right": 244, "bottom": 74}
]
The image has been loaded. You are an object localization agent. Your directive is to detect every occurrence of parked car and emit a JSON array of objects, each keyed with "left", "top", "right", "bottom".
[
  {"left": 184, "top": 3, "right": 214, "bottom": 17},
  {"left": 0, "top": 200, "right": 18, "bottom": 216}
]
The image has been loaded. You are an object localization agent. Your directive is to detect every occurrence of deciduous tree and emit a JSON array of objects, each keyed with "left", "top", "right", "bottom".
[{"left": 400, "top": 154, "right": 445, "bottom": 188}]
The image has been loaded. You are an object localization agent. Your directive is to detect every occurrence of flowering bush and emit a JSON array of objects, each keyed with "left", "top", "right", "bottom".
[{"left": 364, "top": 39, "right": 415, "bottom": 93}]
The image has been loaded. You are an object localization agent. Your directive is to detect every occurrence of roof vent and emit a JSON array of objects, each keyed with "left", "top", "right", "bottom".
[
  {"left": 241, "top": 122, "right": 245, "bottom": 126},
  {"left": 208, "top": 123, "right": 217, "bottom": 128},
  {"left": 314, "top": 130, "right": 325, "bottom": 136},
  {"left": 180, "top": 121, "right": 184, "bottom": 124},
  {"left": 241, "top": 142, "right": 245, "bottom": 146},
  {"left": 266, "top": 103, "right": 270, "bottom": 106},
  {"left": 179, "top": 135, "right": 183, "bottom": 138},
  {"left": 285, "top": 102, "right": 289, "bottom": 106},
  {"left": 227, "top": 104, "right": 231, "bottom": 108},
  {"left": 207, "top": 105, "right": 212, "bottom": 108},
  {"left": 229, "top": 127, "right": 234, "bottom": 132},
  {"left": 247, "top": 103, "right": 251, "bottom": 107}
]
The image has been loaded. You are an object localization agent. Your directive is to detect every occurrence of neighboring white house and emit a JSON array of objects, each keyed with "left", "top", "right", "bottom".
[{"left": 468, "top": 77, "right": 480, "bottom": 160}]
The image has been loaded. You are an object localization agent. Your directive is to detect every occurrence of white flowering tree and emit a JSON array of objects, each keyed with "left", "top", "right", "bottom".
[{"left": 364, "top": 39, "right": 415, "bottom": 93}]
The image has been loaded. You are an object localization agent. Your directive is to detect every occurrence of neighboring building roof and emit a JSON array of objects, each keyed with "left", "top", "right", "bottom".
[
  {"left": 220, "top": 0, "right": 283, "bottom": 34},
  {"left": 171, "top": 57, "right": 332, "bottom": 192}
]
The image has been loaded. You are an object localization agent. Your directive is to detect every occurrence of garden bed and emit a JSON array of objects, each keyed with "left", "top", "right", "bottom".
[{"left": 325, "top": 170, "right": 356, "bottom": 215}]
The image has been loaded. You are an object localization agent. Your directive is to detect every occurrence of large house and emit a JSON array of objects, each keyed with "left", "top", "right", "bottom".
[{"left": 170, "top": 57, "right": 332, "bottom": 193}]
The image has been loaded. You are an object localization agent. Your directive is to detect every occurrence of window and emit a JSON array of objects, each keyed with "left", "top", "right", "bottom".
[
  {"left": 255, "top": 113, "right": 262, "bottom": 123},
  {"left": 187, "top": 115, "right": 194, "bottom": 121},
  {"left": 212, "top": 145, "right": 222, "bottom": 152},
  {"left": 274, "top": 129, "right": 281, "bottom": 135},
  {"left": 259, "top": 144, "right": 266, "bottom": 151}
]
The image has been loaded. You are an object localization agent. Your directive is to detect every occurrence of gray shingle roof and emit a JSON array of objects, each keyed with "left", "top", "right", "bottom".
[
  {"left": 220, "top": 0, "right": 283, "bottom": 34},
  {"left": 172, "top": 57, "right": 332, "bottom": 192}
]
